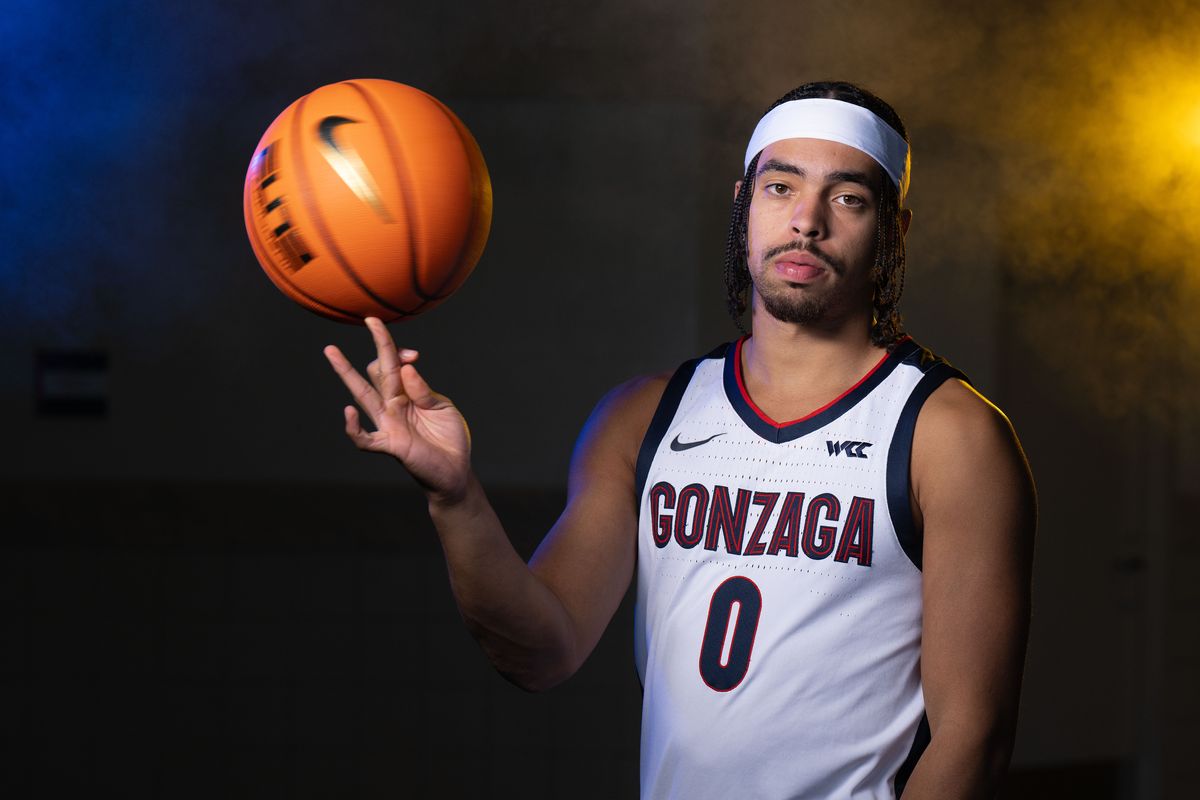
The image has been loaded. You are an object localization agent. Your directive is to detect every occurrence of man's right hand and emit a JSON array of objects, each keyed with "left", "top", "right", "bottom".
[
  {"left": 324, "top": 315, "right": 663, "bottom": 690},
  {"left": 323, "top": 316, "right": 472, "bottom": 504}
]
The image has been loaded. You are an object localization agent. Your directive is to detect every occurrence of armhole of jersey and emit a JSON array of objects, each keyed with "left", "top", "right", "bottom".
[
  {"left": 893, "top": 712, "right": 930, "bottom": 796},
  {"left": 633, "top": 354, "right": 708, "bottom": 502},
  {"left": 885, "top": 363, "right": 968, "bottom": 571}
]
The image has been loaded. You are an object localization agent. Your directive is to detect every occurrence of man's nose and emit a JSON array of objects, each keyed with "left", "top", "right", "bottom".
[{"left": 789, "top": 195, "right": 826, "bottom": 239}]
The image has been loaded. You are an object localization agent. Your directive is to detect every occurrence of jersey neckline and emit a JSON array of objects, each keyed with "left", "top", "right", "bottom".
[{"left": 723, "top": 335, "right": 918, "bottom": 444}]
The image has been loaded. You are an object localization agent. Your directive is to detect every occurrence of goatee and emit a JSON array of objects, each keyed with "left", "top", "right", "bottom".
[
  {"left": 752, "top": 241, "right": 844, "bottom": 325},
  {"left": 758, "top": 288, "right": 829, "bottom": 325}
]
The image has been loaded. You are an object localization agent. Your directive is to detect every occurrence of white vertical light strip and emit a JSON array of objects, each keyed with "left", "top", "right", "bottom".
[{"left": 720, "top": 601, "right": 743, "bottom": 668}]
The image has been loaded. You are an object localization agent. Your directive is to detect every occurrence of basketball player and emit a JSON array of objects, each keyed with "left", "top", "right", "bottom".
[{"left": 323, "top": 81, "right": 1036, "bottom": 799}]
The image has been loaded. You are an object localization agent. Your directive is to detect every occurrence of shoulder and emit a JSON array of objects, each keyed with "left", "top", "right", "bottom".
[
  {"left": 595, "top": 371, "right": 674, "bottom": 417},
  {"left": 573, "top": 344, "right": 729, "bottom": 478},
  {"left": 913, "top": 378, "right": 1022, "bottom": 461},
  {"left": 910, "top": 377, "right": 1036, "bottom": 530},
  {"left": 575, "top": 371, "right": 674, "bottom": 473}
]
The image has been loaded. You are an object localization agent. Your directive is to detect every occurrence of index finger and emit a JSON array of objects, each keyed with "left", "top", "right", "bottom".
[{"left": 323, "top": 343, "right": 385, "bottom": 422}]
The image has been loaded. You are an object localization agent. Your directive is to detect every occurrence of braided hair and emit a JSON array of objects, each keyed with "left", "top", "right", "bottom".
[{"left": 722, "top": 81, "right": 910, "bottom": 348}]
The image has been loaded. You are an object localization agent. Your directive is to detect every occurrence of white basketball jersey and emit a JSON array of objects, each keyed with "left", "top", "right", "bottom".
[{"left": 634, "top": 336, "right": 965, "bottom": 800}]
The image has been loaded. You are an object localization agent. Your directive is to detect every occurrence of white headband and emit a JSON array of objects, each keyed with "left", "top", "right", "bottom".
[{"left": 744, "top": 98, "right": 910, "bottom": 201}]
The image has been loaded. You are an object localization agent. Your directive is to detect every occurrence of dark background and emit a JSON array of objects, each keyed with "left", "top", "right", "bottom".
[{"left": 3, "top": 0, "right": 1199, "bottom": 797}]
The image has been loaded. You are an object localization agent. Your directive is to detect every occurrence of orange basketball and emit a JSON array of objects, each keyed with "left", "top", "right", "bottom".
[{"left": 243, "top": 79, "right": 492, "bottom": 323}]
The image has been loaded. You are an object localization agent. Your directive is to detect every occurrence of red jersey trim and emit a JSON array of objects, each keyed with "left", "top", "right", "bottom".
[{"left": 732, "top": 335, "right": 913, "bottom": 429}]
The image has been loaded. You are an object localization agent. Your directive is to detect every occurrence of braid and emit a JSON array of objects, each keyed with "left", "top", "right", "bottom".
[
  {"left": 722, "top": 153, "right": 760, "bottom": 334},
  {"left": 722, "top": 81, "right": 910, "bottom": 349},
  {"left": 869, "top": 178, "right": 906, "bottom": 348}
]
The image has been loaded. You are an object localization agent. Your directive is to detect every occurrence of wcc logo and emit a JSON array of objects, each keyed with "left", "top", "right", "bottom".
[{"left": 827, "top": 440, "right": 872, "bottom": 459}]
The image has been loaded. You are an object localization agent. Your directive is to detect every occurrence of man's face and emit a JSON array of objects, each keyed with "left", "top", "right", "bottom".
[{"left": 742, "top": 138, "right": 884, "bottom": 329}]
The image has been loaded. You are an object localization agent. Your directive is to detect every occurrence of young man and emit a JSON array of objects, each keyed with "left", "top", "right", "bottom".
[{"left": 323, "top": 82, "right": 1036, "bottom": 799}]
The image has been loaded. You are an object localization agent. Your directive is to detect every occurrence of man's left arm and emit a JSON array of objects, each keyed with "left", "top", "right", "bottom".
[{"left": 900, "top": 379, "right": 1037, "bottom": 799}]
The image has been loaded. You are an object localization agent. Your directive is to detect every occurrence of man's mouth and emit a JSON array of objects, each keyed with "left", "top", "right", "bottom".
[{"left": 773, "top": 254, "right": 826, "bottom": 283}]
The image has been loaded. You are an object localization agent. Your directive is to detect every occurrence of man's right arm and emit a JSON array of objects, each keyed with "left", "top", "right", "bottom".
[
  {"left": 429, "top": 373, "right": 666, "bottom": 690},
  {"left": 324, "top": 317, "right": 667, "bottom": 691}
]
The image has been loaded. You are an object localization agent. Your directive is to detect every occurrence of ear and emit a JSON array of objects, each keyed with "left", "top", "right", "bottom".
[
  {"left": 733, "top": 180, "right": 742, "bottom": 201},
  {"left": 899, "top": 207, "right": 912, "bottom": 237}
]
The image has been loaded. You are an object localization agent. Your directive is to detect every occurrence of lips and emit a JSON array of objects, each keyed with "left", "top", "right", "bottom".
[{"left": 773, "top": 254, "right": 826, "bottom": 283}]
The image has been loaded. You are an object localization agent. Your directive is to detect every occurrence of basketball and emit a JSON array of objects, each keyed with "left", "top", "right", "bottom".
[{"left": 243, "top": 79, "right": 492, "bottom": 323}]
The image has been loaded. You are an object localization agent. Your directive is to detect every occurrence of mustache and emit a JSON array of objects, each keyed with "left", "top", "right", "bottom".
[{"left": 761, "top": 241, "right": 845, "bottom": 274}]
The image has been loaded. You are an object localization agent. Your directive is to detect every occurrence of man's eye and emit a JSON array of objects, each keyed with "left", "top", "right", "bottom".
[
  {"left": 765, "top": 183, "right": 789, "bottom": 195},
  {"left": 836, "top": 194, "right": 864, "bottom": 207}
]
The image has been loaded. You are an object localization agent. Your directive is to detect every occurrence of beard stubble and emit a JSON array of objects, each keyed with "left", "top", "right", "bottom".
[{"left": 751, "top": 241, "right": 849, "bottom": 325}]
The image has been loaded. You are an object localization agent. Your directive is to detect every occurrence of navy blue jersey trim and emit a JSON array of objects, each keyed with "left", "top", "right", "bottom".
[
  {"left": 885, "top": 353, "right": 969, "bottom": 571},
  {"left": 722, "top": 338, "right": 922, "bottom": 444},
  {"left": 894, "top": 713, "right": 930, "bottom": 796},
  {"left": 633, "top": 345, "right": 722, "bottom": 501}
]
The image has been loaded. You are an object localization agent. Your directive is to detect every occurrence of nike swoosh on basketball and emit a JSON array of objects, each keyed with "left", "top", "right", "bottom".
[
  {"left": 316, "top": 115, "right": 395, "bottom": 223},
  {"left": 670, "top": 432, "right": 726, "bottom": 451}
]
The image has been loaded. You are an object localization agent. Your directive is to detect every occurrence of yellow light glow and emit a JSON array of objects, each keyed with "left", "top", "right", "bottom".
[
  {"left": 1108, "top": 72, "right": 1200, "bottom": 185},
  {"left": 974, "top": 1, "right": 1200, "bottom": 424},
  {"left": 1190, "top": 103, "right": 1200, "bottom": 148}
]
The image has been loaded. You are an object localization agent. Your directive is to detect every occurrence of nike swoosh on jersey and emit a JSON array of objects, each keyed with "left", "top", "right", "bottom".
[
  {"left": 669, "top": 432, "right": 726, "bottom": 451},
  {"left": 317, "top": 116, "right": 395, "bottom": 223}
]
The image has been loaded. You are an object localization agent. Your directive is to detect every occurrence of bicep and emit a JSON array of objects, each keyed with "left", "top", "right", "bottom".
[
  {"left": 915, "top": 382, "right": 1036, "bottom": 744},
  {"left": 528, "top": 376, "right": 663, "bottom": 671}
]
